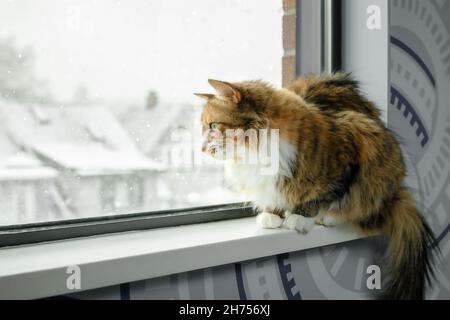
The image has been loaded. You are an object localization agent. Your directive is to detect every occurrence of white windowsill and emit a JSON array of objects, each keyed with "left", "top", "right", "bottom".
[{"left": 0, "top": 217, "right": 365, "bottom": 300}]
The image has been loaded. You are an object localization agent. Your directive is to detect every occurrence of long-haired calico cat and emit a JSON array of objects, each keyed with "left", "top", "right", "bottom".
[{"left": 195, "top": 73, "right": 437, "bottom": 300}]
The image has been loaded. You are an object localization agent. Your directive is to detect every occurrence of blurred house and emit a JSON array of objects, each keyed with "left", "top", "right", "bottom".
[
  {"left": 0, "top": 109, "right": 69, "bottom": 225},
  {"left": 0, "top": 101, "right": 165, "bottom": 224},
  {"left": 118, "top": 102, "right": 196, "bottom": 164},
  {"left": 119, "top": 102, "right": 238, "bottom": 208}
]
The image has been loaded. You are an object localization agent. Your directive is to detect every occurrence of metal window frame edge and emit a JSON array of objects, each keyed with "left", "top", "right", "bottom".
[
  {"left": 297, "top": 0, "right": 342, "bottom": 75},
  {"left": 0, "top": 203, "right": 254, "bottom": 248}
]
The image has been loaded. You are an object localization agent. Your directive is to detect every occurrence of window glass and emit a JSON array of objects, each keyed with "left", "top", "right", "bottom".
[{"left": 0, "top": 0, "right": 282, "bottom": 225}]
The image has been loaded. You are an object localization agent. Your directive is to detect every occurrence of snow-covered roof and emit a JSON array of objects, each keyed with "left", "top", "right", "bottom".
[
  {"left": 0, "top": 101, "right": 165, "bottom": 174},
  {"left": 0, "top": 152, "right": 42, "bottom": 168},
  {"left": 0, "top": 167, "right": 58, "bottom": 181},
  {"left": 0, "top": 101, "right": 58, "bottom": 180},
  {"left": 31, "top": 142, "right": 165, "bottom": 173},
  {"left": 0, "top": 151, "right": 58, "bottom": 181}
]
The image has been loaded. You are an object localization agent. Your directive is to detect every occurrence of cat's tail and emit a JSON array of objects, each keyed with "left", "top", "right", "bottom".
[{"left": 379, "top": 187, "right": 438, "bottom": 300}]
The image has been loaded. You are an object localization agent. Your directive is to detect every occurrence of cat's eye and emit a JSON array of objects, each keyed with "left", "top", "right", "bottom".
[{"left": 209, "top": 123, "right": 219, "bottom": 130}]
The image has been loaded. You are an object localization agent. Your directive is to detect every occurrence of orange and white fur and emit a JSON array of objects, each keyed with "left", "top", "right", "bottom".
[{"left": 196, "top": 74, "right": 437, "bottom": 300}]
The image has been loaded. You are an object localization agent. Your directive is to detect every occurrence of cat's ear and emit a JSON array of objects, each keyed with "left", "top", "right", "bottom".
[
  {"left": 194, "top": 93, "right": 215, "bottom": 101},
  {"left": 208, "top": 79, "right": 241, "bottom": 104}
]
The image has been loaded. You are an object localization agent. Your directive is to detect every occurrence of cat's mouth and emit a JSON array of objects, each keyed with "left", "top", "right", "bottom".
[
  {"left": 202, "top": 140, "right": 260, "bottom": 163},
  {"left": 202, "top": 142, "right": 225, "bottom": 159}
]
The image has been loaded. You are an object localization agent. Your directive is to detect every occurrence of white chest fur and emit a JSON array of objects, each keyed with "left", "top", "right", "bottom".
[{"left": 224, "top": 139, "right": 297, "bottom": 210}]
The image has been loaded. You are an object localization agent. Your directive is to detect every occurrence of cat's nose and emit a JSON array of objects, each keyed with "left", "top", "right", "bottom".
[{"left": 201, "top": 145, "right": 207, "bottom": 153}]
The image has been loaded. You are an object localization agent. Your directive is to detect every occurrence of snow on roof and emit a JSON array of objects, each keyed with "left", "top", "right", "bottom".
[
  {"left": 0, "top": 100, "right": 58, "bottom": 180},
  {"left": 0, "top": 167, "right": 58, "bottom": 181},
  {"left": 31, "top": 142, "right": 165, "bottom": 172},
  {"left": 0, "top": 151, "right": 58, "bottom": 181},
  {"left": 0, "top": 152, "right": 43, "bottom": 168},
  {"left": 0, "top": 101, "right": 165, "bottom": 173}
]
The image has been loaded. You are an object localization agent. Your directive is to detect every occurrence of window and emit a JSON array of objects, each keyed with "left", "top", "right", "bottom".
[{"left": 0, "top": 0, "right": 283, "bottom": 234}]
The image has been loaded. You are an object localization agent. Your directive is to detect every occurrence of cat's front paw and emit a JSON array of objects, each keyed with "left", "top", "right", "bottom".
[
  {"left": 283, "top": 214, "right": 315, "bottom": 234},
  {"left": 315, "top": 214, "right": 339, "bottom": 227},
  {"left": 256, "top": 212, "right": 283, "bottom": 229}
]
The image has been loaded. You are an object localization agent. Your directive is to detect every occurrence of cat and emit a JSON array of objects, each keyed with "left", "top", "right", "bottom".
[{"left": 195, "top": 73, "right": 437, "bottom": 300}]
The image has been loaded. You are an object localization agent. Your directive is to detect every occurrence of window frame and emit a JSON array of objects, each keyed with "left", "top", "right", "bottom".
[
  {"left": 0, "top": 203, "right": 254, "bottom": 247},
  {"left": 296, "top": 0, "right": 342, "bottom": 75},
  {"left": 0, "top": 0, "right": 344, "bottom": 248}
]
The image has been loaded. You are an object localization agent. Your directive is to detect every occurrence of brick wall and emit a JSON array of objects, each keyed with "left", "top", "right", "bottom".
[{"left": 282, "top": 0, "right": 297, "bottom": 86}]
